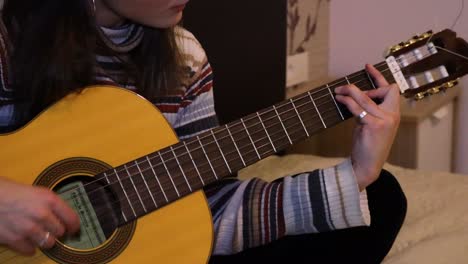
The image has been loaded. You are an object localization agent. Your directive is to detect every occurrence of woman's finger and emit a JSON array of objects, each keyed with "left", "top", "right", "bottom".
[
  {"left": 335, "top": 94, "right": 378, "bottom": 124},
  {"left": 335, "top": 84, "right": 385, "bottom": 119},
  {"left": 366, "top": 84, "right": 401, "bottom": 112},
  {"left": 40, "top": 211, "right": 65, "bottom": 238},
  {"left": 30, "top": 229, "right": 56, "bottom": 249},
  {"left": 42, "top": 191, "right": 80, "bottom": 235},
  {"left": 366, "top": 64, "right": 389, "bottom": 87}
]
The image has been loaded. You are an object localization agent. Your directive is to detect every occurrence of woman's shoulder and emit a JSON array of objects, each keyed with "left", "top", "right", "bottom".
[{"left": 174, "top": 26, "right": 209, "bottom": 73}]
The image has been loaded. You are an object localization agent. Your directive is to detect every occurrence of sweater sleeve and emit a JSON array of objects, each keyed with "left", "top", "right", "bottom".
[
  {"left": 171, "top": 28, "right": 219, "bottom": 140},
  {"left": 205, "top": 157, "right": 370, "bottom": 255}
]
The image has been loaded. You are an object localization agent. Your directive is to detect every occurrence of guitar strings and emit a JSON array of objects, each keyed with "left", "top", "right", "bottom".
[
  {"left": 57, "top": 45, "right": 443, "bottom": 201},
  {"left": 77, "top": 101, "right": 366, "bottom": 225},
  {"left": 65, "top": 43, "right": 465, "bottom": 225},
  {"left": 433, "top": 46, "right": 468, "bottom": 62},
  {"left": 56, "top": 46, "right": 460, "bottom": 217},
  {"left": 85, "top": 38, "right": 468, "bottom": 221},
  {"left": 86, "top": 103, "right": 344, "bottom": 225},
  {"left": 56, "top": 47, "right": 433, "bottom": 200},
  {"left": 59, "top": 70, "right": 396, "bottom": 222},
  {"left": 54, "top": 61, "right": 387, "bottom": 197},
  {"left": 55, "top": 47, "right": 436, "bottom": 209}
]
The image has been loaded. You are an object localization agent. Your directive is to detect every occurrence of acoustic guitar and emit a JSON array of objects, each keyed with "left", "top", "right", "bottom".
[{"left": 0, "top": 29, "right": 467, "bottom": 263}]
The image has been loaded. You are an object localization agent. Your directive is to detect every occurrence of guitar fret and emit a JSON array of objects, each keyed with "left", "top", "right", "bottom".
[
  {"left": 134, "top": 160, "right": 158, "bottom": 208},
  {"left": 170, "top": 146, "right": 192, "bottom": 192},
  {"left": 158, "top": 152, "right": 181, "bottom": 197},
  {"left": 256, "top": 112, "right": 277, "bottom": 152},
  {"left": 103, "top": 172, "right": 128, "bottom": 222},
  {"left": 145, "top": 156, "right": 169, "bottom": 202},
  {"left": 326, "top": 84, "right": 345, "bottom": 120},
  {"left": 307, "top": 91, "right": 327, "bottom": 128},
  {"left": 290, "top": 98, "right": 309, "bottom": 137},
  {"left": 272, "top": 105, "right": 293, "bottom": 145},
  {"left": 226, "top": 124, "right": 246, "bottom": 166},
  {"left": 113, "top": 168, "right": 137, "bottom": 217},
  {"left": 366, "top": 70, "right": 377, "bottom": 89},
  {"left": 197, "top": 135, "right": 218, "bottom": 180},
  {"left": 183, "top": 141, "right": 205, "bottom": 185},
  {"left": 240, "top": 118, "right": 261, "bottom": 160},
  {"left": 345, "top": 76, "right": 351, "bottom": 84},
  {"left": 124, "top": 164, "right": 147, "bottom": 213},
  {"left": 210, "top": 130, "right": 232, "bottom": 174}
]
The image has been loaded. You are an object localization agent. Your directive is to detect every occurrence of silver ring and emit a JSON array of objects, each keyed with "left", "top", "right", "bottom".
[
  {"left": 358, "top": 110, "right": 368, "bottom": 119},
  {"left": 38, "top": 231, "right": 50, "bottom": 248}
]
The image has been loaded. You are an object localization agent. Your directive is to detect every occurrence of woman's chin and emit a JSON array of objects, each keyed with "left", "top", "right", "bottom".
[{"left": 145, "top": 13, "right": 183, "bottom": 29}]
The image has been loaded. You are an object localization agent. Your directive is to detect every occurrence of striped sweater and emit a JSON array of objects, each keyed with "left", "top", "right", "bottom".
[{"left": 0, "top": 23, "right": 371, "bottom": 255}]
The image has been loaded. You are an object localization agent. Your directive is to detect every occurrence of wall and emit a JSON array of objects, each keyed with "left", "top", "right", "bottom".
[
  {"left": 287, "top": 0, "right": 330, "bottom": 97},
  {"left": 330, "top": 0, "right": 468, "bottom": 174},
  {"left": 285, "top": 0, "right": 331, "bottom": 154}
]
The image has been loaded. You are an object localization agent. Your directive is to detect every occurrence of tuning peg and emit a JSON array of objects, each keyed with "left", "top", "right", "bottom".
[
  {"left": 414, "top": 92, "right": 426, "bottom": 100},
  {"left": 428, "top": 87, "right": 441, "bottom": 95},
  {"left": 387, "top": 31, "right": 433, "bottom": 55},
  {"left": 421, "top": 31, "right": 433, "bottom": 39},
  {"left": 443, "top": 79, "right": 459, "bottom": 88},
  {"left": 389, "top": 44, "right": 403, "bottom": 53}
]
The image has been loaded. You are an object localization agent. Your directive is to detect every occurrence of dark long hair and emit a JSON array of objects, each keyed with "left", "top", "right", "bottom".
[{"left": 2, "top": 0, "right": 186, "bottom": 125}]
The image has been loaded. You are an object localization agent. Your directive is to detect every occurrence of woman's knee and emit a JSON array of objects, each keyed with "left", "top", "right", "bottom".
[{"left": 367, "top": 169, "right": 408, "bottom": 228}]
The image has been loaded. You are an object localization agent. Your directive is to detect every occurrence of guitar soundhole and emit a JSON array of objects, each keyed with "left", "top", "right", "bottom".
[
  {"left": 34, "top": 158, "right": 136, "bottom": 264},
  {"left": 54, "top": 176, "right": 118, "bottom": 250}
]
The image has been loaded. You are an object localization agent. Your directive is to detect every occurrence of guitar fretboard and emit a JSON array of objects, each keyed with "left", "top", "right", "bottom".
[{"left": 97, "top": 62, "right": 395, "bottom": 225}]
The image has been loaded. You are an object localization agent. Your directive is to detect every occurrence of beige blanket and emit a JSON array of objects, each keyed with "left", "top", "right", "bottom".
[{"left": 238, "top": 154, "right": 468, "bottom": 264}]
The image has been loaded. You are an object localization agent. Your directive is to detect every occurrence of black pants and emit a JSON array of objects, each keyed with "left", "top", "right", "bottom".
[{"left": 209, "top": 169, "right": 407, "bottom": 264}]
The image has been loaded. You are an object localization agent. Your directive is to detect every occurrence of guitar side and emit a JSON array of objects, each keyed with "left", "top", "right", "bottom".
[{"left": 0, "top": 86, "right": 213, "bottom": 264}]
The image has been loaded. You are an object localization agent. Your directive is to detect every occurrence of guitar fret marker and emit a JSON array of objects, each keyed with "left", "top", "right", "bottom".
[
  {"left": 124, "top": 164, "right": 147, "bottom": 213},
  {"left": 183, "top": 141, "right": 205, "bottom": 185},
  {"left": 226, "top": 124, "right": 246, "bottom": 166},
  {"left": 134, "top": 160, "right": 158, "bottom": 208},
  {"left": 290, "top": 98, "right": 309, "bottom": 137},
  {"left": 146, "top": 156, "right": 169, "bottom": 202},
  {"left": 273, "top": 105, "right": 292, "bottom": 145},
  {"left": 197, "top": 135, "right": 218, "bottom": 180},
  {"left": 257, "top": 112, "right": 277, "bottom": 152},
  {"left": 104, "top": 172, "right": 128, "bottom": 222},
  {"left": 210, "top": 130, "right": 232, "bottom": 174},
  {"left": 113, "top": 169, "right": 137, "bottom": 217},
  {"left": 159, "top": 152, "right": 181, "bottom": 197},
  {"left": 240, "top": 118, "right": 261, "bottom": 160},
  {"left": 170, "top": 146, "right": 192, "bottom": 192},
  {"left": 307, "top": 92, "right": 327, "bottom": 128},
  {"left": 326, "top": 84, "right": 345, "bottom": 120}
]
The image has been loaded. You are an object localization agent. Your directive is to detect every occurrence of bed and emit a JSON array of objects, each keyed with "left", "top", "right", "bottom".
[{"left": 238, "top": 154, "right": 468, "bottom": 264}]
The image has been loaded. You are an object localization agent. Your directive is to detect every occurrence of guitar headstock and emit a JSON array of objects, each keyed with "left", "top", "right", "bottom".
[{"left": 385, "top": 29, "right": 468, "bottom": 100}]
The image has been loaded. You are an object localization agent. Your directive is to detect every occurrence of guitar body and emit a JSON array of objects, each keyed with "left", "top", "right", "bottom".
[{"left": 0, "top": 86, "right": 213, "bottom": 263}]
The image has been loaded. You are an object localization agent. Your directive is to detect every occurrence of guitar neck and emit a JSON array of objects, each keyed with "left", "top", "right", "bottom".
[{"left": 105, "top": 61, "right": 394, "bottom": 225}]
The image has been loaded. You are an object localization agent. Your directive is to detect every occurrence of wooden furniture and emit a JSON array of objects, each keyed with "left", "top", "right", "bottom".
[{"left": 388, "top": 86, "right": 460, "bottom": 172}]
